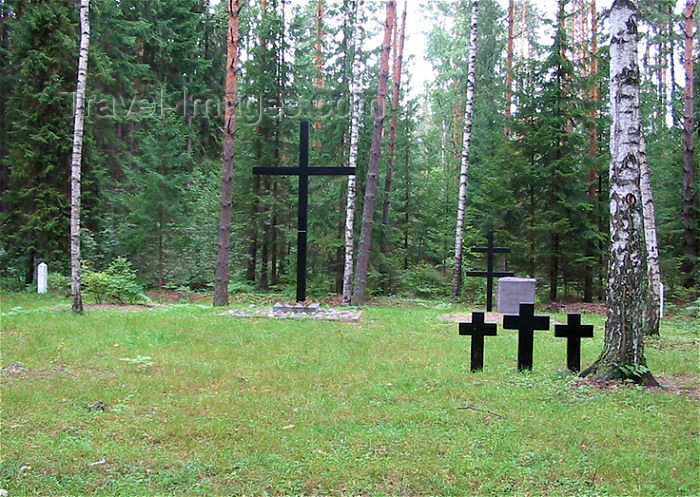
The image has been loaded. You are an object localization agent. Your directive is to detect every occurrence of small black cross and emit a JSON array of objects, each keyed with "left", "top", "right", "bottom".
[
  {"left": 554, "top": 313, "right": 594, "bottom": 372},
  {"left": 465, "top": 230, "right": 514, "bottom": 311},
  {"left": 503, "top": 303, "right": 550, "bottom": 371},
  {"left": 459, "top": 312, "right": 498, "bottom": 372},
  {"left": 253, "top": 121, "right": 355, "bottom": 302}
]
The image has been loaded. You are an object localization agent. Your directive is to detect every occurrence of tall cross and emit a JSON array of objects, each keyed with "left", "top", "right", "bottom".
[
  {"left": 503, "top": 303, "right": 550, "bottom": 371},
  {"left": 465, "top": 230, "right": 514, "bottom": 311},
  {"left": 554, "top": 313, "right": 594, "bottom": 372},
  {"left": 459, "top": 312, "right": 498, "bottom": 372},
  {"left": 253, "top": 121, "right": 355, "bottom": 302}
]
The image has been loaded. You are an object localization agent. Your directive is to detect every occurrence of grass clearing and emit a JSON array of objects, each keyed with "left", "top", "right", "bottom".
[{"left": 1, "top": 292, "right": 698, "bottom": 496}]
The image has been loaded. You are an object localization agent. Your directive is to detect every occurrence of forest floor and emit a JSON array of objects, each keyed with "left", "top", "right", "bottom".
[{"left": 1, "top": 291, "right": 698, "bottom": 496}]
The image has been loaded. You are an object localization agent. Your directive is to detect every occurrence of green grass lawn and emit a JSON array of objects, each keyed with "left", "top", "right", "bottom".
[{"left": 1, "top": 292, "right": 698, "bottom": 496}]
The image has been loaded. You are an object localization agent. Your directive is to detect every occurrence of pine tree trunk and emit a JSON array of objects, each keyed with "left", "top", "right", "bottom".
[
  {"left": 341, "top": 0, "right": 365, "bottom": 306},
  {"left": 351, "top": 0, "right": 395, "bottom": 306},
  {"left": 681, "top": 0, "right": 697, "bottom": 288},
  {"left": 669, "top": 5, "right": 679, "bottom": 127},
  {"left": 581, "top": 0, "right": 659, "bottom": 386},
  {"left": 451, "top": 0, "right": 479, "bottom": 298},
  {"left": 213, "top": 0, "right": 241, "bottom": 307},
  {"left": 70, "top": 0, "right": 90, "bottom": 314},
  {"left": 380, "top": 0, "right": 407, "bottom": 253},
  {"left": 504, "top": 0, "right": 514, "bottom": 139}
]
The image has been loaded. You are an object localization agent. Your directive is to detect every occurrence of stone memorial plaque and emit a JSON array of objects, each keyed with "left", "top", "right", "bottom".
[{"left": 497, "top": 277, "right": 536, "bottom": 314}]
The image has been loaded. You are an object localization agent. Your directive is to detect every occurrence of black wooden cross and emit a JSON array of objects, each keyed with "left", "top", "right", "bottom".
[
  {"left": 253, "top": 121, "right": 355, "bottom": 302},
  {"left": 465, "top": 230, "right": 514, "bottom": 311},
  {"left": 459, "top": 312, "right": 498, "bottom": 372},
  {"left": 503, "top": 303, "right": 550, "bottom": 371},
  {"left": 554, "top": 313, "right": 594, "bottom": 372}
]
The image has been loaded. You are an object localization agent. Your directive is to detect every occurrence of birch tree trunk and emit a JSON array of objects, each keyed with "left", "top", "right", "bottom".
[
  {"left": 451, "top": 0, "right": 479, "bottom": 299},
  {"left": 581, "top": 0, "right": 659, "bottom": 386},
  {"left": 341, "top": 0, "right": 365, "bottom": 306},
  {"left": 639, "top": 135, "right": 662, "bottom": 336},
  {"left": 213, "top": 0, "right": 242, "bottom": 307},
  {"left": 351, "top": 0, "right": 395, "bottom": 306},
  {"left": 381, "top": 0, "right": 407, "bottom": 253},
  {"left": 681, "top": 0, "right": 697, "bottom": 288},
  {"left": 70, "top": 0, "right": 90, "bottom": 315}
]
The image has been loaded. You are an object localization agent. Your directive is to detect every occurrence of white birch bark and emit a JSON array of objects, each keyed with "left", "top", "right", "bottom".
[
  {"left": 582, "top": 0, "right": 657, "bottom": 385},
  {"left": 70, "top": 0, "right": 90, "bottom": 314},
  {"left": 639, "top": 135, "right": 661, "bottom": 336},
  {"left": 451, "top": 0, "right": 479, "bottom": 298},
  {"left": 341, "top": 0, "right": 364, "bottom": 306}
]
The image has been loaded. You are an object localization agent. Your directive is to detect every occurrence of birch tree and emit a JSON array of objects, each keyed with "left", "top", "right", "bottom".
[
  {"left": 351, "top": 0, "right": 395, "bottom": 305},
  {"left": 581, "top": 0, "right": 659, "bottom": 386},
  {"left": 451, "top": 0, "right": 479, "bottom": 298},
  {"left": 213, "top": 0, "right": 242, "bottom": 307},
  {"left": 70, "top": 0, "right": 90, "bottom": 314},
  {"left": 341, "top": 0, "right": 365, "bottom": 306},
  {"left": 639, "top": 135, "right": 662, "bottom": 336}
]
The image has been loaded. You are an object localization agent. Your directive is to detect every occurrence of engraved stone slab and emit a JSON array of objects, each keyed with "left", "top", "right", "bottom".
[{"left": 497, "top": 277, "right": 536, "bottom": 314}]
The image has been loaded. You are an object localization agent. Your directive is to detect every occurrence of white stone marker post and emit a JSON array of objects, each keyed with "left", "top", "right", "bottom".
[{"left": 37, "top": 262, "right": 48, "bottom": 294}]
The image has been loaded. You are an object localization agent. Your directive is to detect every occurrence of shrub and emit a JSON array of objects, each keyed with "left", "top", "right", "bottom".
[
  {"left": 83, "top": 258, "right": 150, "bottom": 304},
  {"left": 47, "top": 272, "right": 71, "bottom": 295}
]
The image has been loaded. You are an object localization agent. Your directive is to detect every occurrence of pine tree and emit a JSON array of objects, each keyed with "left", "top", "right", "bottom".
[
  {"left": 214, "top": 0, "right": 242, "bottom": 306},
  {"left": 681, "top": 0, "right": 697, "bottom": 288},
  {"left": 351, "top": 0, "right": 395, "bottom": 305}
]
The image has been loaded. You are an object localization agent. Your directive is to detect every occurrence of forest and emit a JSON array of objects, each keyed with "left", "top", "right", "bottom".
[{"left": 0, "top": 0, "right": 697, "bottom": 305}]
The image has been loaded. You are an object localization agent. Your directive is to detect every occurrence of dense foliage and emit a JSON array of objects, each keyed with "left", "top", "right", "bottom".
[{"left": 1, "top": 0, "right": 697, "bottom": 302}]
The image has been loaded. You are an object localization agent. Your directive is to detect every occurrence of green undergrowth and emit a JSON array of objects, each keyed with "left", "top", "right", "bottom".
[{"left": 1, "top": 292, "right": 698, "bottom": 496}]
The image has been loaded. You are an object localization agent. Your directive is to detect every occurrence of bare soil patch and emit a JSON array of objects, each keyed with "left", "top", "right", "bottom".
[{"left": 578, "top": 375, "right": 699, "bottom": 401}]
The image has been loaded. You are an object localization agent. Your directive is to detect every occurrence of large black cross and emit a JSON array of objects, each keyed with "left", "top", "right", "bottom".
[
  {"left": 503, "top": 303, "right": 550, "bottom": 371},
  {"left": 554, "top": 313, "right": 594, "bottom": 372},
  {"left": 459, "top": 312, "right": 498, "bottom": 372},
  {"left": 465, "top": 230, "right": 514, "bottom": 311},
  {"left": 253, "top": 121, "right": 355, "bottom": 302}
]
